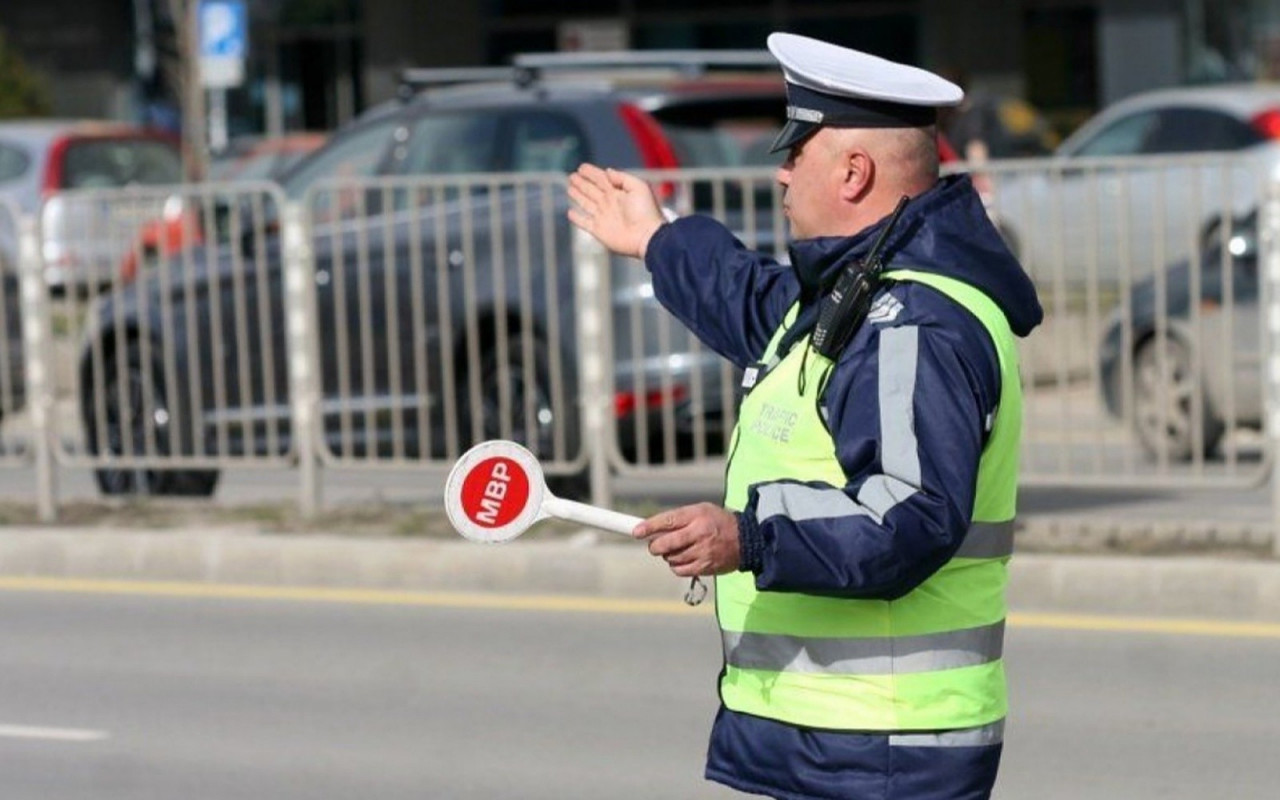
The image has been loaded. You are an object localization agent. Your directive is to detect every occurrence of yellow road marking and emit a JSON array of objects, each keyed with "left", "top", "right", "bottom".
[
  {"left": 1008, "top": 611, "right": 1280, "bottom": 640},
  {"left": 1, "top": 577, "right": 1279, "bottom": 638},
  {"left": 0, "top": 576, "right": 705, "bottom": 616}
]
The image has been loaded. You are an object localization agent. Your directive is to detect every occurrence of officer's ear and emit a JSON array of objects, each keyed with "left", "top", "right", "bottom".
[{"left": 840, "top": 148, "right": 874, "bottom": 203}]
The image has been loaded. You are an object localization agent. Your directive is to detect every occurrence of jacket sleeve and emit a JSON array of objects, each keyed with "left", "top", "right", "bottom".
[
  {"left": 644, "top": 215, "right": 798, "bottom": 368},
  {"left": 736, "top": 289, "right": 1001, "bottom": 599}
]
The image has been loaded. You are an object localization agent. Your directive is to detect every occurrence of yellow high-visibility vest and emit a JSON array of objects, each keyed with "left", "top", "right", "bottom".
[{"left": 718, "top": 270, "right": 1022, "bottom": 731}]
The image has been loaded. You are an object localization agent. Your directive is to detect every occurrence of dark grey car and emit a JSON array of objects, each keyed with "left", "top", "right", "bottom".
[
  {"left": 77, "top": 60, "right": 787, "bottom": 496},
  {"left": 1098, "top": 211, "right": 1261, "bottom": 461},
  {"left": 0, "top": 206, "right": 24, "bottom": 428}
]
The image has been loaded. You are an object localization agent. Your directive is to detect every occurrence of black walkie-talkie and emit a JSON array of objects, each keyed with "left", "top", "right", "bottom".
[{"left": 810, "top": 196, "right": 910, "bottom": 360}]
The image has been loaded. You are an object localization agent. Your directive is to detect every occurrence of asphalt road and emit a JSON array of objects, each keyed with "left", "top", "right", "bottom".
[{"left": 0, "top": 583, "right": 1276, "bottom": 799}]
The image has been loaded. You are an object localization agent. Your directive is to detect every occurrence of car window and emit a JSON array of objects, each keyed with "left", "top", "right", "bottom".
[
  {"left": 210, "top": 151, "right": 287, "bottom": 182},
  {"left": 648, "top": 97, "right": 785, "bottom": 167},
  {"left": 61, "top": 139, "right": 182, "bottom": 188},
  {"left": 281, "top": 119, "right": 399, "bottom": 198},
  {"left": 0, "top": 142, "right": 29, "bottom": 184},
  {"left": 401, "top": 112, "right": 500, "bottom": 175},
  {"left": 1070, "top": 110, "right": 1159, "bottom": 157},
  {"left": 1141, "top": 107, "right": 1262, "bottom": 153},
  {"left": 509, "top": 111, "right": 587, "bottom": 173}
]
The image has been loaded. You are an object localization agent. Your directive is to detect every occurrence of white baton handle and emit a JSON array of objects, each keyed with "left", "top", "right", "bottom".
[{"left": 542, "top": 497, "right": 644, "bottom": 536}]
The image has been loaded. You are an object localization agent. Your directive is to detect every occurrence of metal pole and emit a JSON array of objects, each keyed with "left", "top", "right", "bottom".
[
  {"left": 1264, "top": 171, "right": 1280, "bottom": 558},
  {"left": 17, "top": 215, "right": 57, "bottom": 522},
  {"left": 572, "top": 226, "right": 614, "bottom": 509},
  {"left": 181, "top": 0, "right": 209, "bottom": 180},
  {"left": 208, "top": 88, "right": 229, "bottom": 154},
  {"left": 282, "top": 201, "right": 320, "bottom": 518}
]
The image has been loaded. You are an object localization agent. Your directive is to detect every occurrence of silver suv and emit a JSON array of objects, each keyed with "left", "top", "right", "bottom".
[{"left": 77, "top": 52, "right": 788, "bottom": 496}]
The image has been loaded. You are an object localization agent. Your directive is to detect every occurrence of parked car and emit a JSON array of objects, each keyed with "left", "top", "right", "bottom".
[
  {"left": 1098, "top": 209, "right": 1259, "bottom": 461},
  {"left": 0, "top": 267, "right": 23, "bottom": 426},
  {"left": 76, "top": 53, "right": 797, "bottom": 496},
  {"left": 209, "top": 133, "right": 328, "bottom": 182},
  {"left": 0, "top": 120, "right": 184, "bottom": 291},
  {"left": 1, "top": 196, "right": 27, "bottom": 428},
  {"left": 120, "top": 133, "right": 328, "bottom": 283},
  {"left": 987, "top": 84, "right": 1280, "bottom": 285}
]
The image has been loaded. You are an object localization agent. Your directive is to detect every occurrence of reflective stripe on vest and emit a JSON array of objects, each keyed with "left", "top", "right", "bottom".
[
  {"left": 890, "top": 719, "right": 1005, "bottom": 748},
  {"left": 753, "top": 481, "right": 1014, "bottom": 559},
  {"left": 717, "top": 269, "right": 1023, "bottom": 732},
  {"left": 723, "top": 619, "right": 1005, "bottom": 674}
]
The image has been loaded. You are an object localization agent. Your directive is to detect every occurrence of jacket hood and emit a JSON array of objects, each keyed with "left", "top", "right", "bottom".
[{"left": 788, "top": 174, "right": 1043, "bottom": 337}]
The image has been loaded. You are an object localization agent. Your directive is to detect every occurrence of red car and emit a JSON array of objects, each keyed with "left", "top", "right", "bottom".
[
  {"left": 120, "top": 133, "right": 327, "bottom": 283},
  {"left": 0, "top": 120, "right": 184, "bottom": 290}
]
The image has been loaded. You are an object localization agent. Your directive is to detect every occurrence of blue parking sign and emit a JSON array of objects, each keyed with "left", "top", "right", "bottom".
[{"left": 200, "top": 0, "right": 247, "bottom": 87}]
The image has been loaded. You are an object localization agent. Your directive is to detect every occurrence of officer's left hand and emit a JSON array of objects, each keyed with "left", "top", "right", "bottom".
[
  {"left": 567, "top": 164, "right": 665, "bottom": 260},
  {"left": 633, "top": 503, "right": 740, "bottom": 577}
]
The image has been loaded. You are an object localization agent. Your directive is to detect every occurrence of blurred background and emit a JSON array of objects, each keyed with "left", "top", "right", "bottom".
[
  {"left": 3, "top": 6, "right": 1280, "bottom": 800},
  {"left": 2, "top": 0, "right": 1280, "bottom": 510},
  {"left": 0, "top": 0, "right": 1274, "bottom": 163}
]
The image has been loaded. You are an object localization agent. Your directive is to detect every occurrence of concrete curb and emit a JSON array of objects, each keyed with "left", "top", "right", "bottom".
[
  {"left": 0, "top": 527, "right": 1277, "bottom": 622},
  {"left": 1006, "top": 553, "right": 1280, "bottom": 621}
]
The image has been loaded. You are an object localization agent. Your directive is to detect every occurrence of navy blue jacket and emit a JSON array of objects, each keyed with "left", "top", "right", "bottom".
[{"left": 643, "top": 174, "right": 1042, "bottom": 799}]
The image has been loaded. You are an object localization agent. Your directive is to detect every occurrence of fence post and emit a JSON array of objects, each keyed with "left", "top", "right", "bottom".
[
  {"left": 1265, "top": 174, "right": 1280, "bottom": 558},
  {"left": 572, "top": 226, "right": 615, "bottom": 509},
  {"left": 281, "top": 201, "right": 320, "bottom": 518},
  {"left": 16, "top": 215, "right": 57, "bottom": 522}
]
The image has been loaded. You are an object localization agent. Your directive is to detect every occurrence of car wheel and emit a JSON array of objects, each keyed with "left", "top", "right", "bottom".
[
  {"left": 462, "top": 332, "right": 587, "bottom": 500},
  {"left": 1131, "top": 336, "right": 1224, "bottom": 461},
  {"left": 84, "top": 345, "right": 220, "bottom": 497}
]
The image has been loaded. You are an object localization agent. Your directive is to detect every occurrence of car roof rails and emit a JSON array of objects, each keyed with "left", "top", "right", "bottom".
[
  {"left": 397, "top": 66, "right": 539, "bottom": 101},
  {"left": 511, "top": 50, "right": 775, "bottom": 76},
  {"left": 397, "top": 50, "right": 775, "bottom": 100}
]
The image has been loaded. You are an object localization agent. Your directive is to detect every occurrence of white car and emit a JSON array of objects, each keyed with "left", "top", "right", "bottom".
[
  {"left": 985, "top": 84, "right": 1280, "bottom": 287},
  {"left": 0, "top": 120, "right": 184, "bottom": 291}
]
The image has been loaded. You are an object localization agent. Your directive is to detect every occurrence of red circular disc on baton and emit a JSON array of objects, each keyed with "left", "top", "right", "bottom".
[
  {"left": 445, "top": 441, "right": 546, "bottom": 543},
  {"left": 459, "top": 456, "right": 530, "bottom": 528}
]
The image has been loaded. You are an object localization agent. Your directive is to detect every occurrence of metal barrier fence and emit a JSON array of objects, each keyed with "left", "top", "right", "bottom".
[
  {"left": 0, "top": 160, "right": 1276, "bottom": 532},
  {"left": 0, "top": 198, "right": 28, "bottom": 467},
  {"left": 603, "top": 167, "right": 788, "bottom": 479},
  {"left": 39, "top": 183, "right": 297, "bottom": 498},
  {"left": 618, "top": 160, "right": 1277, "bottom": 492},
  {"left": 980, "top": 154, "right": 1271, "bottom": 488},
  {"left": 301, "top": 174, "right": 588, "bottom": 485}
]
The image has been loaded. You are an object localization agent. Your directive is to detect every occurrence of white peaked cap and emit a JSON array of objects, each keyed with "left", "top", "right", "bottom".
[
  {"left": 767, "top": 32, "right": 963, "bottom": 107},
  {"left": 765, "top": 33, "right": 964, "bottom": 151}
]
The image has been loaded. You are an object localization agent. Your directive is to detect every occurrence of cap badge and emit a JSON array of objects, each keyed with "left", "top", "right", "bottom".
[{"left": 787, "top": 106, "right": 824, "bottom": 123}]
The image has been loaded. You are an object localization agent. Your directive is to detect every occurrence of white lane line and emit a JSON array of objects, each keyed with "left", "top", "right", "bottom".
[{"left": 0, "top": 724, "right": 109, "bottom": 742}]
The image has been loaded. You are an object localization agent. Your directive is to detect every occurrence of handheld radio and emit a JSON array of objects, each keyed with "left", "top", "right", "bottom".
[{"left": 810, "top": 196, "right": 910, "bottom": 360}]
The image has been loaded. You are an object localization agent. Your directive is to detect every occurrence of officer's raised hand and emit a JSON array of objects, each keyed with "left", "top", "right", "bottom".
[
  {"left": 634, "top": 503, "right": 741, "bottom": 577},
  {"left": 567, "top": 163, "right": 666, "bottom": 260}
]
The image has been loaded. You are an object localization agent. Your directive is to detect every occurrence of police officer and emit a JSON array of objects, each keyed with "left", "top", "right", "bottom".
[{"left": 568, "top": 32, "right": 1042, "bottom": 800}]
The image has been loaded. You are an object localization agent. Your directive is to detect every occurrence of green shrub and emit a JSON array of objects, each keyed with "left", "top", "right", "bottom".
[{"left": 0, "top": 29, "right": 51, "bottom": 118}]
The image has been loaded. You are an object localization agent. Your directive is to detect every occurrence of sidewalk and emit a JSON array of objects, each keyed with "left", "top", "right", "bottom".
[{"left": 0, "top": 524, "right": 1277, "bottom": 623}]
